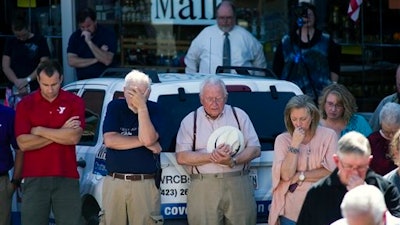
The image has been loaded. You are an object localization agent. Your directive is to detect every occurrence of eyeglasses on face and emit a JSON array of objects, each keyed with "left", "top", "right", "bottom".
[
  {"left": 203, "top": 97, "right": 225, "bottom": 104},
  {"left": 325, "top": 101, "right": 344, "bottom": 110},
  {"left": 339, "top": 160, "right": 369, "bottom": 172},
  {"left": 380, "top": 128, "right": 397, "bottom": 139}
]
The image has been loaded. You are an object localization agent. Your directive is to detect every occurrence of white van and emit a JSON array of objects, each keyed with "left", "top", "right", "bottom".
[{"left": 11, "top": 69, "right": 302, "bottom": 225}]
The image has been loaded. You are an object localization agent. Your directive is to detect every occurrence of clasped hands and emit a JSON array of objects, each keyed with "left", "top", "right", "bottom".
[
  {"left": 14, "top": 78, "right": 30, "bottom": 93},
  {"left": 210, "top": 144, "right": 234, "bottom": 166}
]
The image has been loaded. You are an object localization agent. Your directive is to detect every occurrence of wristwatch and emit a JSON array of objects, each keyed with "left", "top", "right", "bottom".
[{"left": 299, "top": 171, "right": 305, "bottom": 185}]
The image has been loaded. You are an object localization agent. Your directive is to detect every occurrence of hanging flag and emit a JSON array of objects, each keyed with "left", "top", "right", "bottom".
[{"left": 348, "top": 0, "right": 363, "bottom": 21}]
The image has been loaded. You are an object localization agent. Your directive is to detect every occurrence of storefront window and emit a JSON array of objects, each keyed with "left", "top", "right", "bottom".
[{"left": 75, "top": 0, "right": 288, "bottom": 72}]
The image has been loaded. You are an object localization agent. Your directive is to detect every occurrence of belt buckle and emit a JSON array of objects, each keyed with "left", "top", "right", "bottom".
[{"left": 123, "top": 174, "right": 131, "bottom": 181}]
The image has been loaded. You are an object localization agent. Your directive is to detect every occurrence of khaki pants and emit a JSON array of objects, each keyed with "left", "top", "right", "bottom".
[
  {"left": 99, "top": 176, "right": 163, "bottom": 225},
  {"left": 187, "top": 173, "right": 257, "bottom": 225},
  {"left": 0, "top": 175, "right": 14, "bottom": 225}
]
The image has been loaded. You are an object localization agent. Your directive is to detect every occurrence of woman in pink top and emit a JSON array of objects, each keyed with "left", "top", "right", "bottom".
[{"left": 268, "top": 95, "right": 338, "bottom": 225}]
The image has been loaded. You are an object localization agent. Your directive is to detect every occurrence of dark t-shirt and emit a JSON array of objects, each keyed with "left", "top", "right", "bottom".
[
  {"left": 102, "top": 99, "right": 166, "bottom": 174},
  {"left": 3, "top": 34, "right": 50, "bottom": 90},
  {"left": 67, "top": 25, "right": 117, "bottom": 80}
]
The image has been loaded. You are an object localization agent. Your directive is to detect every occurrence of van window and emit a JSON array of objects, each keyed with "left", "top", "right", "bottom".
[
  {"left": 113, "top": 91, "right": 124, "bottom": 99},
  {"left": 79, "top": 90, "right": 106, "bottom": 146},
  {"left": 227, "top": 91, "right": 295, "bottom": 150},
  {"left": 157, "top": 93, "right": 201, "bottom": 152}
]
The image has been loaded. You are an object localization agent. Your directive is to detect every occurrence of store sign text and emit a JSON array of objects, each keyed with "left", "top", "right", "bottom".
[{"left": 151, "top": 0, "right": 222, "bottom": 25}]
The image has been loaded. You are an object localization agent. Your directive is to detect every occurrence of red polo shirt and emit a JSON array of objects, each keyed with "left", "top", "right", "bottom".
[{"left": 15, "top": 89, "right": 85, "bottom": 178}]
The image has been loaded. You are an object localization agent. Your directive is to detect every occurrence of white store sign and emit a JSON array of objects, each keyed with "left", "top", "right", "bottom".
[{"left": 151, "top": 0, "right": 222, "bottom": 25}]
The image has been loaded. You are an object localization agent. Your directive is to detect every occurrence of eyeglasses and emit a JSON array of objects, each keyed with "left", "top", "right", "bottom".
[
  {"left": 340, "top": 161, "right": 369, "bottom": 172},
  {"left": 325, "top": 101, "right": 344, "bottom": 110},
  {"left": 380, "top": 128, "right": 397, "bottom": 139},
  {"left": 203, "top": 97, "right": 225, "bottom": 104}
]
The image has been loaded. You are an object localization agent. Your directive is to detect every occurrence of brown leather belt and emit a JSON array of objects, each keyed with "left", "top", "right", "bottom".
[{"left": 108, "top": 172, "right": 155, "bottom": 181}]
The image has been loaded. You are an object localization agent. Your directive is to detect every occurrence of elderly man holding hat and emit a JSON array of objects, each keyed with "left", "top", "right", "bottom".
[{"left": 176, "top": 76, "right": 261, "bottom": 225}]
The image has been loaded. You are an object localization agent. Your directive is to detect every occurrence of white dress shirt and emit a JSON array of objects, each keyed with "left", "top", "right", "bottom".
[{"left": 184, "top": 24, "right": 267, "bottom": 74}]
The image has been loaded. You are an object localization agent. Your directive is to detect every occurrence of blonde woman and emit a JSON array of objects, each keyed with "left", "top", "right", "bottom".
[{"left": 269, "top": 95, "right": 337, "bottom": 225}]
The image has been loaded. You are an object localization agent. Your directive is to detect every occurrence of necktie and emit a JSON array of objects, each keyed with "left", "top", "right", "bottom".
[{"left": 223, "top": 32, "right": 231, "bottom": 67}]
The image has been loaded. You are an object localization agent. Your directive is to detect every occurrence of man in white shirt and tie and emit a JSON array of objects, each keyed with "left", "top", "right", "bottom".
[{"left": 184, "top": 0, "right": 267, "bottom": 74}]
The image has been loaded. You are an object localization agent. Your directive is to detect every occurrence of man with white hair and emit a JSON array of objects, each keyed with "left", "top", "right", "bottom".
[
  {"left": 101, "top": 70, "right": 165, "bottom": 225},
  {"left": 176, "top": 76, "right": 261, "bottom": 224},
  {"left": 331, "top": 184, "right": 400, "bottom": 225}
]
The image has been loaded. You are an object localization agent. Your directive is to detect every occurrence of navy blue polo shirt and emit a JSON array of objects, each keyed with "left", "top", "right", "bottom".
[
  {"left": 0, "top": 104, "right": 19, "bottom": 174},
  {"left": 67, "top": 25, "right": 117, "bottom": 80},
  {"left": 102, "top": 99, "right": 165, "bottom": 174}
]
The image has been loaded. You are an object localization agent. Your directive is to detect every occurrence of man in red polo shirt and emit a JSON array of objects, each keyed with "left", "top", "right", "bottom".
[{"left": 15, "top": 60, "right": 85, "bottom": 225}]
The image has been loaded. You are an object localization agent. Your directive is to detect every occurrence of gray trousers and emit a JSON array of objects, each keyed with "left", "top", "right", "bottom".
[
  {"left": 21, "top": 177, "right": 81, "bottom": 225},
  {"left": 0, "top": 175, "right": 14, "bottom": 225}
]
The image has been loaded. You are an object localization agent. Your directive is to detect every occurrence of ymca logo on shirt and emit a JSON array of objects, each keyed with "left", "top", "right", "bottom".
[{"left": 57, "top": 106, "right": 66, "bottom": 114}]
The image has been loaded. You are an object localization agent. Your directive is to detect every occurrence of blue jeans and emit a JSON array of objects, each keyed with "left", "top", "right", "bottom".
[{"left": 279, "top": 216, "right": 296, "bottom": 225}]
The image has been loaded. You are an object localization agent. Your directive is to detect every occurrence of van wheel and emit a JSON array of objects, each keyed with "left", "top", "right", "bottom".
[{"left": 81, "top": 194, "right": 101, "bottom": 225}]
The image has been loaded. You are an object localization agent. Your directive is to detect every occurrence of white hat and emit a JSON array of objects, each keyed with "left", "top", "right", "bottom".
[{"left": 207, "top": 126, "right": 244, "bottom": 156}]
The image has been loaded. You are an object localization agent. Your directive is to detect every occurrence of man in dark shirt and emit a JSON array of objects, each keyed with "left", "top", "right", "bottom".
[
  {"left": 67, "top": 7, "right": 117, "bottom": 80},
  {"left": 2, "top": 16, "right": 50, "bottom": 108},
  {"left": 297, "top": 131, "right": 400, "bottom": 225},
  {"left": 101, "top": 70, "right": 165, "bottom": 225}
]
